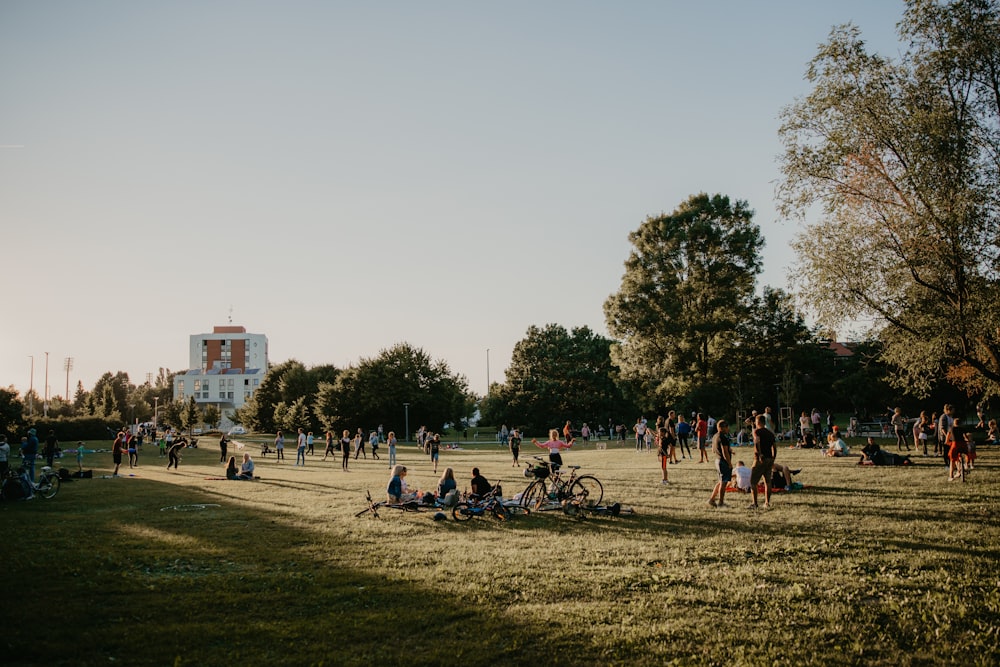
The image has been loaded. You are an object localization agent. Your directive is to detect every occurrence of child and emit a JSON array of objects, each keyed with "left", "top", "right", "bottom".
[
  {"left": 732, "top": 460, "right": 752, "bottom": 491},
  {"left": 76, "top": 441, "right": 87, "bottom": 472}
]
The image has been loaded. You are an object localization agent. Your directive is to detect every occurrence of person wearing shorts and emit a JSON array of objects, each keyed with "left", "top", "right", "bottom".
[
  {"left": 707, "top": 420, "right": 732, "bottom": 508},
  {"left": 112, "top": 430, "right": 125, "bottom": 477},
  {"left": 749, "top": 414, "right": 776, "bottom": 509},
  {"left": 429, "top": 432, "right": 440, "bottom": 473}
]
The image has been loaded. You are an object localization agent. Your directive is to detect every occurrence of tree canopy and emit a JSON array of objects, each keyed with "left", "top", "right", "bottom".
[
  {"left": 778, "top": 0, "right": 1000, "bottom": 399},
  {"left": 480, "top": 324, "right": 634, "bottom": 434},
  {"left": 313, "top": 343, "right": 473, "bottom": 437},
  {"left": 604, "top": 193, "right": 763, "bottom": 410}
]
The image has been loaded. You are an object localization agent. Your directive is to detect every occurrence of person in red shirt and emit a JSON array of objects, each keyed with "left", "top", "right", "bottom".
[{"left": 696, "top": 414, "right": 709, "bottom": 463}]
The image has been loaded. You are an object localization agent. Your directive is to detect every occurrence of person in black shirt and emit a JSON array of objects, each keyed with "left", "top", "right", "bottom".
[
  {"left": 750, "top": 414, "right": 776, "bottom": 509},
  {"left": 470, "top": 467, "right": 491, "bottom": 498}
]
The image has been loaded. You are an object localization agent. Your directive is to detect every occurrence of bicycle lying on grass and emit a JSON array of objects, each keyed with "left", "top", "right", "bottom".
[
  {"left": 354, "top": 490, "right": 423, "bottom": 519},
  {"left": 1, "top": 465, "right": 61, "bottom": 500},
  {"left": 519, "top": 457, "right": 603, "bottom": 514},
  {"left": 452, "top": 484, "right": 530, "bottom": 522}
]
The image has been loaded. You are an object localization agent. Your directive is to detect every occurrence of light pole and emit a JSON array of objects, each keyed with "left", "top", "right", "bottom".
[
  {"left": 27, "top": 355, "right": 34, "bottom": 417},
  {"left": 153, "top": 397, "right": 160, "bottom": 435},
  {"left": 404, "top": 403, "right": 410, "bottom": 443},
  {"left": 44, "top": 351, "right": 49, "bottom": 417},
  {"left": 64, "top": 357, "right": 74, "bottom": 404},
  {"left": 486, "top": 348, "right": 490, "bottom": 397}
]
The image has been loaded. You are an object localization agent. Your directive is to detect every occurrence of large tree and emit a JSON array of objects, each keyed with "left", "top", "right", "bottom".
[
  {"left": 481, "top": 324, "right": 634, "bottom": 435},
  {"left": 778, "top": 0, "right": 1000, "bottom": 399},
  {"left": 314, "top": 343, "right": 473, "bottom": 437},
  {"left": 604, "top": 193, "right": 763, "bottom": 409}
]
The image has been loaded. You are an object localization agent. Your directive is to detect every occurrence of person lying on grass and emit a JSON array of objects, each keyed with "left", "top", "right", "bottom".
[{"left": 858, "top": 437, "right": 912, "bottom": 466}]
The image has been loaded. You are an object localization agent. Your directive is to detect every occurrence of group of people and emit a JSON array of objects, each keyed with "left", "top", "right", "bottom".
[
  {"left": 707, "top": 414, "right": 783, "bottom": 510},
  {"left": 385, "top": 465, "right": 492, "bottom": 506}
]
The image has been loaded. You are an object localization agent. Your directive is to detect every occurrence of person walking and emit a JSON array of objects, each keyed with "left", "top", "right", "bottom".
[
  {"left": 509, "top": 428, "right": 522, "bottom": 467},
  {"left": 707, "top": 420, "right": 733, "bottom": 508},
  {"left": 354, "top": 428, "right": 367, "bottom": 460},
  {"left": 306, "top": 431, "right": 315, "bottom": 455},
  {"left": 369, "top": 431, "right": 380, "bottom": 460},
  {"left": 323, "top": 430, "right": 336, "bottom": 460}
]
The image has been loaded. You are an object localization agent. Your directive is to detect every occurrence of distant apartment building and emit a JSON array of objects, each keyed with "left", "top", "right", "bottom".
[{"left": 174, "top": 325, "right": 268, "bottom": 425}]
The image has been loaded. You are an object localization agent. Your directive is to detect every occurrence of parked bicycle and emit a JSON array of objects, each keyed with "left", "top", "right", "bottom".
[
  {"left": 453, "top": 484, "right": 530, "bottom": 521},
  {"left": 519, "top": 456, "right": 602, "bottom": 512},
  {"left": 1, "top": 465, "right": 60, "bottom": 500}
]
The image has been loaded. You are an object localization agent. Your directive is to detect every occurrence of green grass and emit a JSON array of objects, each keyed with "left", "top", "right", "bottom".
[{"left": 4, "top": 437, "right": 998, "bottom": 666}]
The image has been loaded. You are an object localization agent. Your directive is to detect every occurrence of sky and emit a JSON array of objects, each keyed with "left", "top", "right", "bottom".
[{"left": 0, "top": 0, "right": 904, "bottom": 402}]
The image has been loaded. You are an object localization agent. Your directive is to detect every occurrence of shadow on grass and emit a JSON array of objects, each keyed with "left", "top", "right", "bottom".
[{"left": 2, "top": 479, "right": 565, "bottom": 667}]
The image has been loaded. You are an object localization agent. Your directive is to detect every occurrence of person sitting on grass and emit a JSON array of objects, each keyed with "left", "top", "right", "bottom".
[
  {"left": 770, "top": 463, "right": 802, "bottom": 491},
  {"left": 825, "top": 427, "right": 850, "bottom": 457},
  {"left": 986, "top": 419, "right": 999, "bottom": 446},
  {"left": 798, "top": 430, "right": 817, "bottom": 449},
  {"left": 225, "top": 456, "right": 239, "bottom": 480},
  {"left": 732, "top": 460, "right": 752, "bottom": 492},
  {"left": 387, "top": 465, "right": 409, "bottom": 503},
  {"left": 470, "top": 467, "right": 492, "bottom": 499},
  {"left": 436, "top": 467, "right": 458, "bottom": 506},
  {"left": 238, "top": 453, "right": 256, "bottom": 480}
]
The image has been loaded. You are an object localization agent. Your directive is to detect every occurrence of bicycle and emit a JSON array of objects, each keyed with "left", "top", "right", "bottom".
[
  {"left": 518, "top": 457, "right": 603, "bottom": 513},
  {"left": 1, "top": 465, "right": 60, "bottom": 500},
  {"left": 453, "top": 484, "right": 530, "bottom": 522}
]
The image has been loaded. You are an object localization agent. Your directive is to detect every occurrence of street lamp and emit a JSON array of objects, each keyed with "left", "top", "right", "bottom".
[
  {"left": 404, "top": 403, "right": 410, "bottom": 443},
  {"left": 44, "top": 351, "right": 49, "bottom": 417},
  {"left": 153, "top": 397, "right": 159, "bottom": 435},
  {"left": 486, "top": 348, "right": 490, "bottom": 397},
  {"left": 27, "top": 355, "right": 34, "bottom": 417}
]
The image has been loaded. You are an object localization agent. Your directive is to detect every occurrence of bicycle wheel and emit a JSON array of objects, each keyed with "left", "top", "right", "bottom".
[
  {"left": 491, "top": 502, "right": 508, "bottom": 521},
  {"left": 38, "top": 473, "right": 60, "bottom": 499},
  {"left": 452, "top": 502, "right": 474, "bottom": 521},
  {"left": 569, "top": 475, "right": 603, "bottom": 508},
  {"left": 519, "top": 481, "right": 546, "bottom": 509}
]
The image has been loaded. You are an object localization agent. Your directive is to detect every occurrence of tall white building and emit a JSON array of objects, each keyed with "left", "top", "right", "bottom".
[{"left": 174, "top": 325, "right": 268, "bottom": 426}]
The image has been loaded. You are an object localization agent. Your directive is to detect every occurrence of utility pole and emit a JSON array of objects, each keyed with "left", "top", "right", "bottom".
[
  {"left": 44, "top": 351, "right": 49, "bottom": 417},
  {"left": 65, "top": 357, "right": 74, "bottom": 404},
  {"left": 27, "top": 355, "right": 34, "bottom": 417}
]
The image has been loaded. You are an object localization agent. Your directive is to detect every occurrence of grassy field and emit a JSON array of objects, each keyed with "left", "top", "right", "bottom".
[{"left": 3, "top": 436, "right": 998, "bottom": 666}]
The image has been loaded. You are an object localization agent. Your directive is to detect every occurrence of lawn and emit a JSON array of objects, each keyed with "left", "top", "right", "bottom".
[{"left": 3, "top": 436, "right": 998, "bottom": 666}]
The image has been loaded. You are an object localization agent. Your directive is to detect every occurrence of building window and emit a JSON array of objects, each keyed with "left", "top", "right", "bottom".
[
  {"left": 178, "top": 380, "right": 184, "bottom": 396},
  {"left": 194, "top": 380, "right": 202, "bottom": 393}
]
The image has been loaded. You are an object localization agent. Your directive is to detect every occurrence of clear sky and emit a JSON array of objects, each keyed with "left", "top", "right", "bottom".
[{"left": 1, "top": 1, "right": 903, "bottom": 401}]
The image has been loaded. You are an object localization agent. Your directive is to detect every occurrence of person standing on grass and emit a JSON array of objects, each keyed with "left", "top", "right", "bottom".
[
  {"left": 946, "top": 417, "right": 972, "bottom": 481},
  {"left": 666, "top": 410, "right": 679, "bottom": 464},
  {"left": 533, "top": 429, "right": 573, "bottom": 469},
  {"left": 323, "top": 430, "right": 336, "bottom": 460},
  {"left": 219, "top": 432, "right": 229, "bottom": 464},
  {"left": 306, "top": 431, "right": 315, "bottom": 456},
  {"left": 936, "top": 405, "right": 953, "bottom": 460},
  {"left": 127, "top": 431, "right": 138, "bottom": 468},
  {"left": 0, "top": 435, "right": 10, "bottom": 479},
  {"left": 655, "top": 417, "right": 670, "bottom": 485},
  {"left": 749, "top": 414, "right": 777, "bottom": 509},
  {"left": 111, "top": 430, "right": 125, "bottom": 477},
  {"left": 890, "top": 407, "right": 910, "bottom": 452},
  {"left": 22, "top": 428, "right": 39, "bottom": 481},
  {"left": 369, "top": 431, "right": 380, "bottom": 460},
  {"left": 354, "top": 428, "right": 367, "bottom": 459},
  {"left": 676, "top": 415, "right": 692, "bottom": 460},
  {"left": 695, "top": 413, "right": 709, "bottom": 463},
  {"left": 509, "top": 428, "right": 522, "bottom": 467},
  {"left": 295, "top": 428, "right": 307, "bottom": 466},
  {"left": 274, "top": 430, "right": 285, "bottom": 461},
  {"left": 386, "top": 431, "right": 397, "bottom": 468},
  {"left": 634, "top": 418, "right": 647, "bottom": 452},
  {"left": 43, "top": 429, "right": 58, "bottom": 468},
  {"left": 340, "top": 429, "right": 352, "bottom": 471},
  {"left": 707, "top": 420, "right": 732, "bottom": 508}
]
